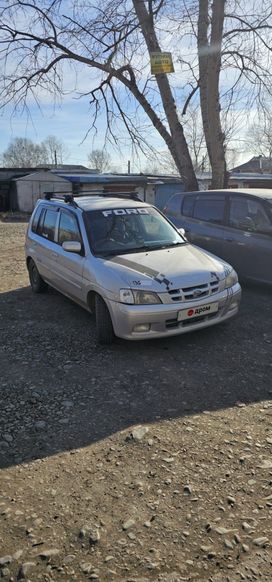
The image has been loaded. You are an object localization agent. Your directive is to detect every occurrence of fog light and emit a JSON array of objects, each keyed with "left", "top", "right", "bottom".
[{"left": 133, "top": 324, "right": 150, "bottom": 332}]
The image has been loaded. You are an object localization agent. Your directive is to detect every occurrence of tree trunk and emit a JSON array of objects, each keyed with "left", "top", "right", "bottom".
[
  {"left": 133, "top": 0, "right": 198, "bottom": 191},
  {"left": 198, "top": 0, "right": 228, "bottom": 188}
]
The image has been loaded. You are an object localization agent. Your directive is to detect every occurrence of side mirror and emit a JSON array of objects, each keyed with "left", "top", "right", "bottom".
[
  {"left": 62, "top": 241, "right": 82, "bottom": 253},
  {"left": 178, "top": 227, "right": 187, "bottom": 240}
]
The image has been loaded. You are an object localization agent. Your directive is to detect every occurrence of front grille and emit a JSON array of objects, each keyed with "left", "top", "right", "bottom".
[{"left": 168, "top": 280, "right": 219, "bottom": 302}]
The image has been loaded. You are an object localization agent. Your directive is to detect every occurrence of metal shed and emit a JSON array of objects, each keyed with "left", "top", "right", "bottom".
[{"left": 13, "top": 171, "right": 72, "bottom": 212}]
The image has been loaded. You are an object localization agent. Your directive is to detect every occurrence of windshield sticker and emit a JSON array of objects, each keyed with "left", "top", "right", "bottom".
[{"left": 102, "top": 208, "right": 149, "bottom": 217}]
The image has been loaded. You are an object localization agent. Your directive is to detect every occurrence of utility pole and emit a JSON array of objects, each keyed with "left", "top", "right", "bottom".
[{"left": 127, "top": 160, "right": 131, "bottom": 174}]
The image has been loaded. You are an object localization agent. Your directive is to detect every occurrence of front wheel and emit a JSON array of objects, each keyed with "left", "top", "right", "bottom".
[
  {"left": 95, "top": 295, "right": 114, "bottom": 344},
  {"left": 28, "top": 259, "right": 47, "bottom": 293}
]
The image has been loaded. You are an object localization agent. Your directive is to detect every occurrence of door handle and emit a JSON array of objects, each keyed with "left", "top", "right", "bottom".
[
  {"left": 51, "top": 251, "right": 59, "bottom": 258},
  {"left": 226, "top": 238, "right": 234, "bottom": 242}
]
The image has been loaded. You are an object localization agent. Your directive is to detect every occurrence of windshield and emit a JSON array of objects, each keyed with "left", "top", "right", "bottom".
[{"left": 84, "top": 206, "right": 185, "bottom": 256}]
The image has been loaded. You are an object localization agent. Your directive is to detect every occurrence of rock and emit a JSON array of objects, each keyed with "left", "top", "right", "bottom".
[
  {"left": 122, "top": 518, "right": 135, "bottom": 530},
  {"left": 200, "top": 545, "right": 213, "bottom": 552},
  {"left": 37, "top": 548, "right": 60, "bottom": 559},
  {"left": 183, "top": 485, "right": 192, "bottom": 495},
  {"left": 253, "top": 537, "right": 269, "bottom": 547},
  {"left": 214, "top": 527, "right": 232, "bottom": 535},
  {"left": 62, "top": 555, "right": 75, "bottom": 564},
  {"left": 242, "top": 544, "right": 250, "bottom": 553},
  {"left": 17, "top": 561, "right": 36, "bottom": 579},
  {"left": 127, "top": 532, "right": 136, "bottom": 540},
  {"left": 224, "top": 539, "right": 234, "bottom": 549},
  {"left": 81, "top": 562, "right": 94, "bottom": 574},
  {"left": 257, "top": 460, "right": 272, "bottom": 469},
  {"left": 242, "top": 522, "right": 252, "bottom": 532},
  {"left": 13, "top": 551, "right": 23, "bottom": 560},
  {"left": 127, "top": 426, "right": 149, "bottom": 441},
  {"left": 0, "top": 556, "right": 12, "bottom": 566},
  {"left": 89, "top": 529, "right": 100, "bottom": 545}
]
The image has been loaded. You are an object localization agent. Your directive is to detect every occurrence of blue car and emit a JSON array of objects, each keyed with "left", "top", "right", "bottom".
[{"left": 163, "top": 189, "right": 272, "bottom": 285}]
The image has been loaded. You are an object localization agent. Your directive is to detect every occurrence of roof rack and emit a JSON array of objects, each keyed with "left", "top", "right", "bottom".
[
  {"left": 44, "top": 192, "right": 79, "bottom": 207},
  {"left": 44, "top": 190, "right": 143, "bottom": 204}
]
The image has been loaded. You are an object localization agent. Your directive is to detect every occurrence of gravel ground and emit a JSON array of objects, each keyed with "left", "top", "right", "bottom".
[{"left": 0, "top": 220, "right": 272, "bottom": 582}]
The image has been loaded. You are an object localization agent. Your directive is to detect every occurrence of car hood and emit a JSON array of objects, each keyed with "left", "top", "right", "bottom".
[{"left": 103, "top": 244, "right": 230, "bottom": 290}]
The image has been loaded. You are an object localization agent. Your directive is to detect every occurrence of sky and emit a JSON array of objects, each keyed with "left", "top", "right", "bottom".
[
  {"left": 0, "top": 0, "right": 263, "bottom": 173},
  {"left": 1, "top": 93, "right": 177, "bottom": 173},
  {"left": 0, "top": 73, "right": 253, "bottom": 173}
]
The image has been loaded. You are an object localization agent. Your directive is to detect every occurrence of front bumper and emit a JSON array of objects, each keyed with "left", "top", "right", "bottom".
[{"left": 106, "top": 283, "right": 241, "bottom": 340}]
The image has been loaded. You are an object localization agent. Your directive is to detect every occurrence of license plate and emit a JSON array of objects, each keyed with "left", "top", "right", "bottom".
[{"left": 178, "top": 302, "right": 219, "bottom": 321}]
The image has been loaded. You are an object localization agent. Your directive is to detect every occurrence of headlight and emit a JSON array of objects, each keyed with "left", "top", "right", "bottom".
[
  {"left": 134, "top": 290, "right": 162, "bottom": 304},
  {"left": 119, "top": 289, "right": 162, "bottom": 304},
  {"left": 225, "top": 269, "right": 238, "bottom": 288}
]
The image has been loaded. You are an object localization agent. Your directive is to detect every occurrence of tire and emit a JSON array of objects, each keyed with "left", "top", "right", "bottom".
[
  {"left": 95, "top": 294, "right": 114, "bottom": 344},
  {"left": 28, "top": 259, "right": 47, "bottom": 293}
]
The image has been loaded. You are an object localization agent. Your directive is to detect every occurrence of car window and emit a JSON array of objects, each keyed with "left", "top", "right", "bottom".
[
  {"left": 182, "top": 195, "right": 196, "bottom": 217},
  {"left": 193, "top": 196, "right": 225, "bottom": 224},
  {"left": 84, "top": 206, "right": 185, "bottom": 256},
  {"left": 229, "top": 197, "right": 271, "bottom": 232},
  {"left": 58, "top": 211, "right": 81, "bottom": 245},
  {"left": 38, "top": 209, "right": 58, "bottom": 241},
  {"left": 167, "top": 194, "right": 182, "bottom": 213},
  {"left": 31, "top": 205, "right": 43, "bottom": 233}
]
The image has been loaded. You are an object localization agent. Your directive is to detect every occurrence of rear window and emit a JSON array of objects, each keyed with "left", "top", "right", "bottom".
[{"left": 193, "top": 197, "right": 225, "bottom": 224}]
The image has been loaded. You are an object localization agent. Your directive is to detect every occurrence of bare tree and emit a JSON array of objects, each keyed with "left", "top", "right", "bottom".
[
  {"left": 87, "top": 149, "right": 111, "bottom": 172},
  {"left": 247, "top": 118, "right": 272, "bottom": 161},
  {"left": 197, "top": 0, "right": 227, "bottom": 188},
  {"left": 175, "top": 0, "right": 272, "bottom": 185},
  {"left": 1, "top": 1, "right": 272, "bottom": 189},
  {"left": 2, "top": 137, "right": 48, "bottom": 167},
  {"left": 0, "top": 0, "right": 199, "bottom": 190},
  {"left": 42, "top": 135, "right": 68, "bottom": 166}
]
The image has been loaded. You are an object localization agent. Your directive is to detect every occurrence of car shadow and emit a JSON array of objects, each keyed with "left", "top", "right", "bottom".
[{"left": 0, "top": 283, "right": 271, "bottom": 469}]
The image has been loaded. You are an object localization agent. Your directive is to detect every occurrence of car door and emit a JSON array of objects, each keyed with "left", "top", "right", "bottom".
[
  {"left": 182, "top": 193, "right": 226, "bottom": 259},
  {"left": 222, "top": 195, "right": 272, "bottom": 283},
  {"left": 34, "top": 206, "right": 60, "bottom": 286},
  {"left": 54, "top": 209, "right": 85, "bottom": 301}
]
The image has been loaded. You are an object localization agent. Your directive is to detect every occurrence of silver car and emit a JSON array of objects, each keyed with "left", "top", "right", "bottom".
[{"left": 25, "top": 193, "right": 241, "bottom": 343}]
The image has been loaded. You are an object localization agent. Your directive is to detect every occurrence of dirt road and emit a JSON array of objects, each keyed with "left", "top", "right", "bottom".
[{"left": 0, "top": 221, "right": 272, "bottom": 581}]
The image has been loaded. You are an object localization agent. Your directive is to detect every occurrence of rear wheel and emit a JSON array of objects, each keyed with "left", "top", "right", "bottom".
[
  {"left": 28, "top": 259, "right": 47, "bottom": 293},
  {"left": 95, "top": 295, "right": 114, "bottom": 344}
]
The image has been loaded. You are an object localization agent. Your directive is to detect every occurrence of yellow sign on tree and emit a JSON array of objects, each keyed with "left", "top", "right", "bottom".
[{"left": 150, "top": 52, "right": 174, "bottom": 75}]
